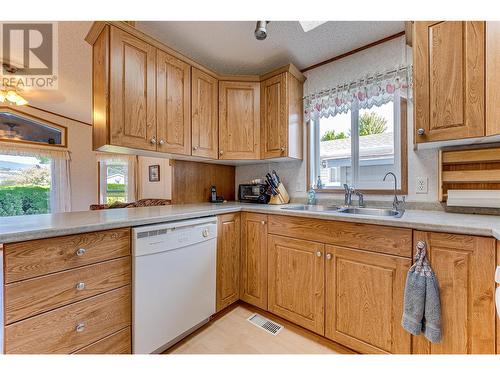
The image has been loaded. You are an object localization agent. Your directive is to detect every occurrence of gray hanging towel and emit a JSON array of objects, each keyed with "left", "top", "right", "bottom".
[{"left": 401, "top": 240, "right": 442, "bottom": 343}]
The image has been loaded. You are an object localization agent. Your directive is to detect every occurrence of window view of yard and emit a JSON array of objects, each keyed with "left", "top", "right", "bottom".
[
  {"left": 100, "top": 162, "right": 128, "bottom": 205},
  {"left": 0, "top": 154, "right": 51, "bottom": 216}
]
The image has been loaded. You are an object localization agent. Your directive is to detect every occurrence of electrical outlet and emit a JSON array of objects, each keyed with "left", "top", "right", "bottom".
[{"left": 416, "top": 177, "right": 428, "bottom": 194}]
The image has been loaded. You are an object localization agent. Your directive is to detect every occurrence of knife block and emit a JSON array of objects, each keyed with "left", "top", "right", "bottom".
[{"left": 269, "top": 183, "right": 290, "bottom": 205}]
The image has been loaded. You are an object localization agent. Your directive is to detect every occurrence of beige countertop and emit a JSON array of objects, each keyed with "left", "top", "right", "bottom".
[{"left": 0, "top": 202, "right": 499, "bottom": 244}]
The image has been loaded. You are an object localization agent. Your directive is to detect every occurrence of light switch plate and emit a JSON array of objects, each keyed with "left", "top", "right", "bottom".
[{"left": 416, "top": 177, "right": 428, "bottom": 194}]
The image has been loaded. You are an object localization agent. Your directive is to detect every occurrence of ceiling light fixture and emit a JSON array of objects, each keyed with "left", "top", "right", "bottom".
[
  {"left": 255, "top": 21, "right": 270, "bottom": 41},
  {"left": 0, "top": 87, "right": 28, "bottom": 106}
]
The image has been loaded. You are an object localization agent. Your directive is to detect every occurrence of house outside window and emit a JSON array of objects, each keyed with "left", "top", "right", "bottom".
[
  {"left": 97, "top": 154, "right": 137, "bottom": 205},
  {"left": 310, "top": 96, "right": 407, "bottom": 192}
]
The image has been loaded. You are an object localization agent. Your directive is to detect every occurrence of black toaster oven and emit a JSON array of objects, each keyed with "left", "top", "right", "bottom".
[{"left": 238, "top": 183, "right": 270, "bottom": 204}]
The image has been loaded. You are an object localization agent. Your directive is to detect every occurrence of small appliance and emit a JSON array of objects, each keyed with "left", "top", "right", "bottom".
[{"left": 238, "top": 183, "right": 270, "bottom": 204}]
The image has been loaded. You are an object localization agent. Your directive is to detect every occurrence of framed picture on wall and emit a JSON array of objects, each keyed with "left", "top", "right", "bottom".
[{"left": 149, "top": 165, "right": 160, "bottom": 182}]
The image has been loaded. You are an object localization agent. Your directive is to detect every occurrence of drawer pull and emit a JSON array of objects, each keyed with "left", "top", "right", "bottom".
[
  {"left": 76, "top": 248, "right": 86, "bottom": 257},
  {"left": 76, "top": 282, "right": 86, "bottom": 291},
  {"left": 316, "top": 251, "right": 322, "bottom": 257},
  {"left": 76, "top": 323, "right": 86, "bottom": 333},
  {"left": 326, "top": 253, "right": 332, "bottom": 260}
]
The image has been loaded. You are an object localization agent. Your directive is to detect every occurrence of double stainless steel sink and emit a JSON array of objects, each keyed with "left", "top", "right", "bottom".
[{"left": 281, "top": 204, "right": 404, "bottom": 218}]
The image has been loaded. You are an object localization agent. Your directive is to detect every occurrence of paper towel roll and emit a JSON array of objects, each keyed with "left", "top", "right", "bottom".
[{"left": 446, "top": 190, "right": 500, "bottom": 208}]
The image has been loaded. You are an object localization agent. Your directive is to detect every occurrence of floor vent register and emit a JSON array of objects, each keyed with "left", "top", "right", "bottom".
[{"left": 247, "top": 313, "right": 284, "bottom": 336}]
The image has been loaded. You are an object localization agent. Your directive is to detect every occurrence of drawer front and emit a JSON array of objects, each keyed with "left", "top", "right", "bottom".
[
  {"left": 268, "top": 215, "right": 412, "bottom": 258},
  {"left": 4, "top": 228, "right": 130, "bottom": 283},
  {"left": 5, "top": 286, "right": 131, "bottom": 354},
  {"left": 73, "top": 327, "right": 131, "bottom": 354},
  {"left": 5, "top": 257, "right": 131, "bottom": 324}
]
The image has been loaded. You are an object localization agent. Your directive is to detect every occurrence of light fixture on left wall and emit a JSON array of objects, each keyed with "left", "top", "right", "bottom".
[{"left": 0, "top": 87, "right": 28, "bottom": 106}]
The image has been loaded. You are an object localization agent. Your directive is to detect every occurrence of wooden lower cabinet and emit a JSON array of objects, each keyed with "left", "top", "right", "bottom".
[
  {"left": 325, "top": 245, "right": 411, "bottom": 354},
  {"left": 5, "top": 286, "right": 131, "bottom": 354},
  {"left": 412, "top": 231, "right": 496, "bottom": 354},
  {"left": 268, "top": 235, "right": 325, "bottom": 335},
  {"left": 216, "top": 213, "right": 241, "bottom": 311},
  {"left": 497, "top": 241, "right": 500, "bottom": 354},
  {"left": 73, "top": 327, "right": 131, "bottom": 354},
  {"left": 240, "top": 212, "right": 268, "bottom": 309}
]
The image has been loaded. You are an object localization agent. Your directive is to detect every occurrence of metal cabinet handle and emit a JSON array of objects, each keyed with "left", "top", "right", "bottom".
[
  {"left": 219, "top": 150, "right": 224, "bottom": 155},
  {"left": 76, "top": 282, "right": 86, "bottom": 291},
  {"left": 159, "top": 139, "right": 165, "bottom": 145},
  {"left": 316, "top": 251, "right": 322, "bottom": 258},
  {"left": 76, "top": 248, "right": 86, "bottom": 257},
  {"left": 150, "top": 137, "right": 157, "bottom": 145},
  {"left": 326, "top": 253, "right": 332, "bottom": 260},
  {"left": 280, "top": 146, "right": 285, "bottom": 152},
  {"left": 261, "top": 221, "right": 266, "bottom": 225},
  {"left": 417, "top": 128, "right": 425, "bottom": 136},
  {"left": 193, "top": 146, "right": 198, "bottom": 151},
  {"left": 76, "top": 323, "right": 86, "bottom": 333}
]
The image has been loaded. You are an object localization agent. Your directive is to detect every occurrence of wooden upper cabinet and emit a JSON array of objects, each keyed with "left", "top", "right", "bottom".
[
  {"left": 325, "top": 246, "right": 411, "bottom": 354},
  {"left": 191, "top": 68, "right": 218, "bottom": 158},
  {"left": 261, "top": 72, "right": 303, "bottom": 159},
  {"left": 413, "top": 21, "right": 485, "bottom": 143},
  {"left": 412, "top": 231, "right": 496, "bottom": 354},
  {"left": 109, "top": 27, "right": 157, "bottom": 150},
  {"left": 219, "top": 81, "right": 260, "bottom": 159},
  {"left": 486, "top": 22, "right": 500, "bottom": 136},
  {"left": 240, "top": 212, "right": 268, "bottom": 309},
  {"left": 216, "top": 213, "right": 241, "bottom": 312},
  {"left": 268, "top": 235, "right": 325, "bottom": 335},
  {"left": 156, "top": 49, "right": 191, "bottom": 155}
]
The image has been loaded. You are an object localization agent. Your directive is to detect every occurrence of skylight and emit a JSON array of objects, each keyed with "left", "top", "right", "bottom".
[{"left": 299, "top": 21, "right": 327, "bottom": 32}]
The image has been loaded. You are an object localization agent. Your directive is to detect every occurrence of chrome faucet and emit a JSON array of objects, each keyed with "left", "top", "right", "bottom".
[
  {"left": 343, "top": 184, "right": 354, "bottom": 206},
  {"left": 355, "top": 190, "right": 365, "bottom": 207},
  {"left": 383, "top": 172, "right": 405, "bottom": 212},
  {"left": 343, "top": 184, "right": 364, "bottom": 207}
]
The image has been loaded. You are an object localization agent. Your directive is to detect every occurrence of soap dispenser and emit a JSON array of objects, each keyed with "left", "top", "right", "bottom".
[{"left": 307, "top": 186, "right": 317, "bottom": 205}]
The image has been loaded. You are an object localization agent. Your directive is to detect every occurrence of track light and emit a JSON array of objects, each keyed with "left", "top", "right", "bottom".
[{"left": 255, "top": 21, "right": 270, "bottom": 40}]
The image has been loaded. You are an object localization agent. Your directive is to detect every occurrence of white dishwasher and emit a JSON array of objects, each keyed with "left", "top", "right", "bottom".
[{"left": 132, "top": 216, "right": 217, "bottom": 354}]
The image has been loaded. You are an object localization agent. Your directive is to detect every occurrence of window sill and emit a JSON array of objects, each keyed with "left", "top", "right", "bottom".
[{"left": 315, "top": 188, "right": 408, "bottom": 195}]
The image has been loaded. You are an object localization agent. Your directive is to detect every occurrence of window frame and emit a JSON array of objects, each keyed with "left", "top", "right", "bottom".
[
  {"left": 307, "top": 97, "right": 408, "bottom": 195},
  {"left": 97, "top": 159, "right": 130, "bottom": 205},
  {"left": 0, "top": 107, "right": 68, "bottom": 148}
]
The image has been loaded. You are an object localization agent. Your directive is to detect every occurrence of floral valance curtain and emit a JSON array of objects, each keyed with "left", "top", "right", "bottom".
[{"left": 304, "top": 65, "right": 412, "bottom": 122}]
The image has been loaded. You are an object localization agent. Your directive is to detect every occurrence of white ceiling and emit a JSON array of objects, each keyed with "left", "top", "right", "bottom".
[{"left": 137, "top": 21, "right": 405, "bottom": 75}]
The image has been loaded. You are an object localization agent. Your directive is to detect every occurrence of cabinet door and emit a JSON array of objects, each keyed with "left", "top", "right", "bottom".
[
  {"left": 268, "top": 235, "right": 325, "bottom": 335},
  {"left": 261, "top": 73, "right": 288, "bottom": 159},
  {"left": 240, "top": 212, "right": 267, "bottom": 309},
  {"left": 325, "top": 246, "right": 411, "bottom": 354},
  {"left": 219, "top": 81, "right": 260, "bottom": 159},
  {"left": 216, "top": 213, "right": 240, "bottom": 312},
  {"left": 109, "top": 27, "right": 156, "bottom": 150},
  {"left": 156, "top": 49, "right": 191, "bottom": 155},
  {"left": 414, "top": 21, "right": 485, "bottom": 143},
  {"left": 412, "top": 231, "right": 496, "bottom": 354},
  {"left": 191, "top": 68, "right": 218, "bottom": 159},
  {"left": 497, "top": 241, "right": 500, "bottom": 354}
]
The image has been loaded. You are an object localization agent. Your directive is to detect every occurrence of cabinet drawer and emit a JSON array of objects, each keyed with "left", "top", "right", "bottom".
[
  {"left": 268, "top": 215, "right": 412, "bottom": 258},
  {"left": 73, "top": 327, "right": 131, "bottom": 354},
  {"left": 5, "top": 286, "right": 131, "bottom": 354},
  {"left": 4, "top": 228, "right": 130, "bottom": 283},
  {"left": 5, "top": 257, "right": 131, "bottom": 324}
]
